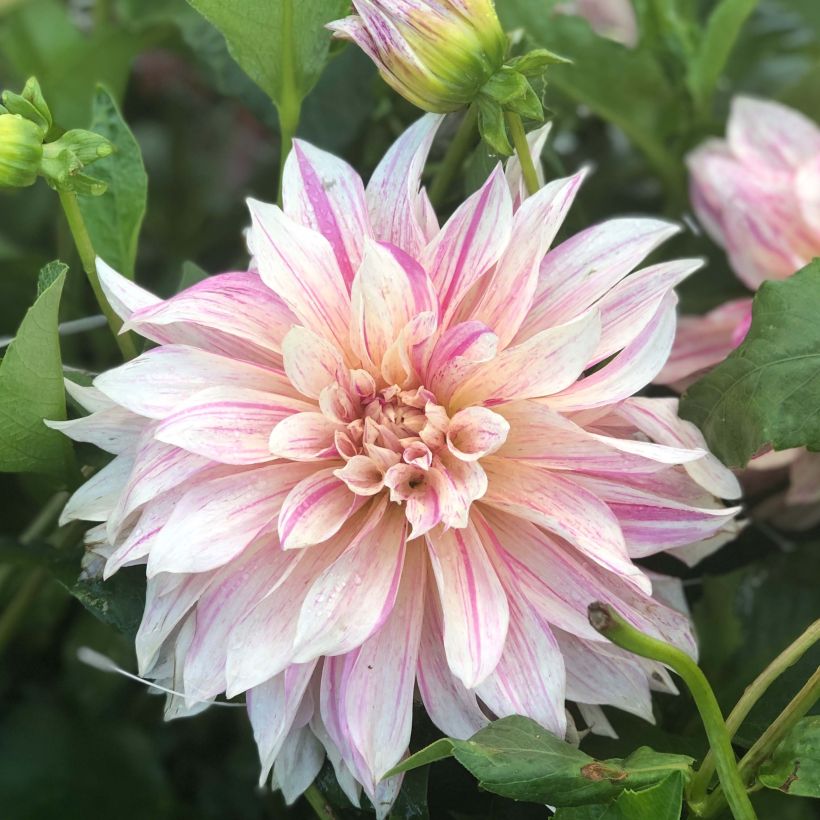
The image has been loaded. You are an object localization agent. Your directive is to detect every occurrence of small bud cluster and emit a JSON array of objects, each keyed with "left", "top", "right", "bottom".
[{"left": 0, "top": 77, "right": 113, "bottom": 195}]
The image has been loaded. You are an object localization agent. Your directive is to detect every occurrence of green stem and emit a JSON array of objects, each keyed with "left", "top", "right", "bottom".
[
  {"left": 58, "top": 191, "right": 139, "bottom": 360},
  {"left": 689, "top": 619, "right": 820, "bottom": 805},
  {"left": 428, "top": 106, "right": 478, "bottom": 208},
  {"left": 588, "top": 603, "right": 757, "bottom": 820},
  {"left": 303, "top": 783, "right": 339, "bottom": 820},
  {"left": 505, "top": 111, "right": 540, "bottom": 197},
  {"left": 277, "top": 0, "right": 301, "bottom": 207}
]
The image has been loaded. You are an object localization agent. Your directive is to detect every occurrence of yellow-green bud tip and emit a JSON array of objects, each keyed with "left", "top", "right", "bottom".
[{"left": 0, "top": 113, "right": 43, "bottom": 188}]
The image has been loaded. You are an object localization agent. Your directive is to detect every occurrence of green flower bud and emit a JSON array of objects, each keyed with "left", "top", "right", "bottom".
[{"left": 0, "top": 113, "right": 44, "bottom": 188}]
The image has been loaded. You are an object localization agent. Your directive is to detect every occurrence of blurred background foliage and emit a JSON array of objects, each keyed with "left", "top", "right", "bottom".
[{"left": 0, "top": 0, "right": 818, "bottom": 817}]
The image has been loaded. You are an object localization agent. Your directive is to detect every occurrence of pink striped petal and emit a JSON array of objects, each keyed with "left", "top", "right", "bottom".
[
  {"left": 350, "top": 239, "right": 437, "bottom": 372},
  {"left": 518, "top": 217, "right": 679, "bottom": 338},
  {"left": 334, "top": 455, "right": 389, "bottom": 496},
  {"left": 468, "top": 170, "right": 585, "bottom": 348},
  {"left": 426, "top": 520, "right": 509, "bottom": 688},
  {"left": 423, "top": 321, "right": 498, "bottom": 402},
  {"left": 545, "top": 292, "right": 677, "bottom": 412},
  {"left": 435, "top": 451, "right": 488, "bottom": 529},
  {"left": 366, "top": 114, "right": 443, "bottom": 255},
  {"left": 282, "top": 325, "right": 346, "bottom": 400},
  {"left": 154, "top": 387, "right": 311, "bottom": 464},
  {"left": 272, "top": 724, "right": 325, "bottom": 803},
  {"left": 278, "top": 466, "right": 361, "bottom": 550},
  {"left": 146, "top": 463, "right": 316, "bottom": 576},
  {"left": 123, "top": 272, "right": 295, "bottom": 365},
  {"left": 284, "top": 139, "right": 372, "bottom": 288},
  {"left": 248, "top": 198, "right": 351, "bottom": 352},
  {"left": 423, "top": 165, "right": 513, "bottom": 325},
  {"left": 293, "top": 501, "right": 406, "bottom": 660},
  {"left": 447, "top": 406, "right": 510, "bottom": 461},
  {"left": 797, "top": 155, "right": 820, "bottom": 235},
  {"left": 94, "top": 345, "right": 296, "bottom": 419},
  {"left": 269, "top": 412, "right": 343, "bottom": 461},
  {"left": 452, "top": 308, "right": 601, "bottom": 408},
  {"left": 482, "top": 458, "right": 649, "bottom": 592}
]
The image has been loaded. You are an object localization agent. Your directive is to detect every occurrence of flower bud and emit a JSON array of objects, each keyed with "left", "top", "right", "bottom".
[
  {"left": 0, "top": 113, "right": 43, "bottom": 188},
  {"left": 329, "top": 0, "right": 507, "bottom": 113}
]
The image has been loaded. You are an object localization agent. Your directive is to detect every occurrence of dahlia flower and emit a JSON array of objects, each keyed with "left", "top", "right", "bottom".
[
  {"left": 658, "top": 96, "right": 820, "bottom": 528},
  {"left": 53, "top": 115, "right": 741, "bottom": 815},
  {"left": 556, "top": 0, "right": 639, "bottom": 48},
  {"left": 328, "top": 0, "right": 507, "bottom": 113}
]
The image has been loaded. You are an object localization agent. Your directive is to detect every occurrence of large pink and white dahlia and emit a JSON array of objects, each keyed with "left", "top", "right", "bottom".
[{"left": 54, "top": 116, "right": 741, "bottom": 814}]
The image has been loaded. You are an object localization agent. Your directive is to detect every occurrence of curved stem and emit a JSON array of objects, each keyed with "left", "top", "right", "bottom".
[
  {"left": 428, "top": 106, "right": 478, "bottom": 208},
  {"left": 588, "top": 603, "right": 757, "bottom": 820},
  {"left": 303, "top": 783, "right": 339, "bottom": 820},
  {"left": 689, "top": 618, "right": 820, "bottom": 804},
  {"left": 58, "top": 191, "right": 138, "bottom": 360},
  {"left": 504, "top": 111, "right": 539, "bottom": 197}
]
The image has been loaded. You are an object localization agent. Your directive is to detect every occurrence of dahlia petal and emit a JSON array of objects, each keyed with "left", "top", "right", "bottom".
[
  {"left": 476, "top": 596, "right": 567, "bottom": 736},
  {"left": 248, "top": 198, "right": 351, "bottom": 352},
  {"left": 452, "top": 308, "right": 601, "bottom": 408},
  {"left": 94, "top": 345, "right": 295, "bottom": 420},
  {"left": 446, "top": 406, "right": 510, "bottom": 461},
  {"left": 424, "top": 321, "right": 498, "bottom": 402},
  {"left": 350, "top": 239, "right": 437, "bottom": 372},
  {"left": 468, "top": 170, "right": 585, "bottom": 348},
  {"left": 97, "top": 258, "right": 161, "bottom": 320},
  {"left": 293, "top": 501, "right": 407, "bottom": 660},
  {"left": 123, "top": 272, "right": 295, "bottom": 364},
  {"left": 545, "top": 291, "right": 677, "bottom": 412},
  {"left": 269, "top": 412, "right": 344, "bottom": 461},
  {"left": 45, "top": 405, "right": 146, "bottom": 455},
  {"left": 154, "top": 387, "right": 311, "bottom": 465},
  {"left": 423, "top": 165, "right": 513, "bottom": 325},
  {"left": 481, "top": 458, "right": 649, "bottom": 593},
  {"left": 278, "top": 466, "right": 361, "bottom": 550},
  {"left": 309, "top": 710, "right": 363, "bottom": 808},
  {"left": 426, "top": 521, "right": 509, "bottom": 688},
  {"left": 273, "top": 724, "right": 325, "bottom": 804},
  {"left": 435, "top": 452, "right": 488, "bottom": 529},
  {"left": 282, "top": 326, "right": 347, "bottom": 400},
  {"left": 64, "top": 379, "right": 116, "bottom": 413},
  {"left": 342, "top": 543, "right": 426, "bottom": 790},
  {"left": 60, "top": 453, "right": 134, "bottom": 525},
  {"left": 147, "top": 463, "right": 316, "bottom": 576},
  {"left": 796, "top": 155, "right": 820, "bottom": 235},
  {"left": 246, "top": 662, "right": 317, "bottom": 784},
  {"left": 380, "top": 311, "right": 438, "bottom": 388},
  {"left": 366, "top": 113, "right": 443, "bottom": 255},
  {"left": 284, "top": 139, "right": 372, "bottom": 288},
  {"left": 334, "top": 455, "right": 387, "bottom": 496},
  {"left": 577, "top": 704, "right": 618, "bottom": 738},
  {"left": 519, "top": 217, "right": 679, "bottom": 338},
  {"left": 592, "top": 258, "right": 702, "bottom": 365}
]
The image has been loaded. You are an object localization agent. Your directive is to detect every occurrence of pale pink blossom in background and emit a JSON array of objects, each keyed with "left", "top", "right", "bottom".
[
  {"left": 556, "top": 0, "right": 639, "bottom": 47},
  {"left": 52, "top": 116, "right": 741, "bottom": 814},
  {"left": 657, "top": 96, "right": 820, "bottom": 528}
]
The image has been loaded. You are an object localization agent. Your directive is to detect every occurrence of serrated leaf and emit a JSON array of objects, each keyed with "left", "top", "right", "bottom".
[
  {"left": 77, "top": 86, "right": 147, "bottom": 279},
  {"left": 0, "top": 268, "right": 74, "bottom": 480},
  {"left": 680, "top": 260, "right": 820, "bottom": 467},
  {"left": 554, "top": 772, "right": 685, "bottom": 819},
  {"left": 759, "top": 717, "right": 820, "bottom": 797}
]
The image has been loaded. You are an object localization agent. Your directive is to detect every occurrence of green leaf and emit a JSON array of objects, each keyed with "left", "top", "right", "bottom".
[
  {"left": 178, "top": 260, "right": 209, "bottom": 292},
  {"left": 687, "top": 0, "right": 759, "bottom": 111},
  {"left": 759, "top": 718, "right": 820, "bottom": 797},
  {"left": 680, "top": 260, "right": 820, "bottom": 467},
  {"left": 0, "top": 267, "right": 73, "bottom": 480},
  {"left": 554, "top": 772, "right": 685, "bottom": 819},
  {"left": 421, "top": 716, "right": 693, "bottom": 807},
  {"left": 385, "top": 738, "right": 455, "bottom": 777},
  {"left": 185, "top": 0, "right": 347, "bottom": 117},
  {"left": 37, "top": 259, "right": 68, "bottom": 296},
  {"left": 77, "top": 86, "right": 147, "bottom": 279}
]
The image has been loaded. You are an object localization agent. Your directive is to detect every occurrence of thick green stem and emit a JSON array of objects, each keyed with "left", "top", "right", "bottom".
[
  {"left": 276, "top": 0, "right": 302, "bottom": 207},
  {"left": 689, "top": 619, "right": 820, "bottom": 805},
  {"left": 428, "top": 106, "right": 478, "bottom": 208},
  {"left": 58, "top": 191, "right": 139, "bottom": 360},
  {"left": 303, "top": 783, "right": 339, "bottom": 820},
  {"left": 588, "top": 603, "right": 757, "bottom": 820},
  {"left": 505, "top": 111, "right": 540, "bottom": 197}
]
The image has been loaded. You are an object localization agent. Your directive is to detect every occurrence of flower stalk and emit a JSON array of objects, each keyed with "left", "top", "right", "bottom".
[
  {"left": 505, "top": 111, "right": 540, "bottom": 196},
  {"left": 428, "top": 106, "right": 479, "bottom": 207},
  {"left": 588, "top": 602, "right": 758, "bottom": 820}
]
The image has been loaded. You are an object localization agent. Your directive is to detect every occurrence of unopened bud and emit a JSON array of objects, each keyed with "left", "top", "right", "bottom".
[{"left": 0, "top": 114, "right": 43, "bottom": 188}]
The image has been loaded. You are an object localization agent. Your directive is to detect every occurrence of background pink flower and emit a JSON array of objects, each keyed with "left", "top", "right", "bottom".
[
  {"left": 555, "top": 0, "right": 639, "bottom": 47},
  {"left": 53, "top": 115, "right": 740, "bottom": 814}
]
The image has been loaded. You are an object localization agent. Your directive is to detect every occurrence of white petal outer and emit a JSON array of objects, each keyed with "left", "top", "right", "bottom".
[
  {"left": 481, "top": 458, "right": 650, "bottom": 593},
  {"left": 64, "top": 379, "right": 115, "bottom": 413},
  {"left": 273, "top": 724, "right": 325, "bottom": 804},
  {"left": 282, "top": 325, "right": 346, "bottom": 400},
  {"left": 146, "top": 462, "right": 316, "bottom": 577},
  {"left": 518, "top": 217, "right": 680, "bottom": 339},
  {"left": 45, "top": 405, "right": 146, "bottom": 455},
  {"left": 366, "top": 113, "right": 443, "bottom": 256},
  {"left": 60, "top": 453, "right": 134, "bottom": 525},
  {"left": 340, "top": 542, "right": 426, "bottom": 792},
  {"left": 423, "top": 165, "right": 513, "bottom": 327},
  {"left": 425, "top": 521, "right": 509, "bottom": 688},
  {"left": 284, "top": 139, "right": 373, "bottom": 289},
  {"left": 246, "top": 662, "right": 317, "bottom": 784},
  {"left": 292, "top": 500, "right": 406, "bottom": 660},
  {"left": 476, "top": 507, "right": 698, "bottom": 658},
  {"left": 97, "top": 258, "right": 161, "bottom": 320},
  {"left": 247, "top": 198, "right": 351, "bottom": 352},
  {"left": 616, "top": 397, "right": 742, "bottom": 499},
  {"left": 416, "top": 568, "right": 489, "bottom": 739}
]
